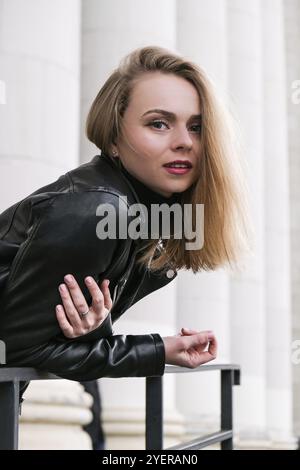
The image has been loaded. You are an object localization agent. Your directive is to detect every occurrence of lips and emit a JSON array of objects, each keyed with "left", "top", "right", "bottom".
[{"left": 163, "top": 160, "right": 193, "bottom": 168}]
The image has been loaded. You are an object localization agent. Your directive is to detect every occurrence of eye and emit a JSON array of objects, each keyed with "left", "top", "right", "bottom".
[
  {"left": 147, "top": 120, "right": 169, "bottom": 130},
  {"left": 190, "top": 124, "right": 202, "bottom": 134}
]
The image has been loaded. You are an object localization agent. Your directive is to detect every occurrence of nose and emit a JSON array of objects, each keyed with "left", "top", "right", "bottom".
[{"left": 170, "top": 125, "right": 193, "bottom": 151}]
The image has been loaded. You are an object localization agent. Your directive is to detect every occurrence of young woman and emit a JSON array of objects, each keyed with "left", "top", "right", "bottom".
[{"left": 0, "top": 46, "right": 249, "bottom": 384}]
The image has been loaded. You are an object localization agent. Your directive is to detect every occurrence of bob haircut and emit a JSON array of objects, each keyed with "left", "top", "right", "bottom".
[{"left": 86, "top": 45, "right": 251, "bottom": 273}]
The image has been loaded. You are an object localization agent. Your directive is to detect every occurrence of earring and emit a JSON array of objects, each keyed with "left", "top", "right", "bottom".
[{"left": 112, "top": 149, "right": 118, "bottom": 157}]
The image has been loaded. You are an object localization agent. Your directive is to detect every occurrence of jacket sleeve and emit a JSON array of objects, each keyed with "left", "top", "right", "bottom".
[
  {"left": 0, "top": 190, "right": 166, "bottom": 381},
  {"left": 7, "top": 329, "right": 166, "bottom": 381}
]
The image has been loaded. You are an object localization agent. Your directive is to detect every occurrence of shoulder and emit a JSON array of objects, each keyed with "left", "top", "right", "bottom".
[
  {"left": 18, "top": 152, "right": 135, "bottom": 208},
  {"left": 27, "top": 152, "right": 136, "bottom": 219},
  {"left": 40, "top": 190, "right": 128, "bottom": 230},
  {"left": 1, "top": 153, "right": 136, "bottom": 242},
  {"left": 67, "top": 153, "right": 137, "bottom": 204}
]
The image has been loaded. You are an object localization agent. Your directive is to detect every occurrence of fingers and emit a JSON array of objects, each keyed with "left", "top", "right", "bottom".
[
  {"left": 100, "top": 279, "right": 112, "bottom": 312},
  {"left": 180, "top": 328, "right": 213, "bottom": 337},
  {"left": 84, "top": 276, "right": 112, "bottom": 317},
  {"left": 57, "top": 274, "right": 112, "bottom": 339},
  {"left": 84, "top": 276, "right": 103, "bottom": 319},
  {"left": 186, "top": 331, "right": 217, "bottom": 357},
  {"left": 198, "top": 331, "right": 217, "bottom": 360},
  {"left": 55, "top": 304, "right": 74, "bottom": 338},
  {"left": 193, "top": 350, "right": 216, "bottom": 364},
  {"left": 64, "top": 274, "right": 90, "bottom": 318},
  {"left": 208, "top": 333, "right": 218, "bottom": 358},
  {"left": 181, "top": 327, "right": 198, "bottom": 335},
  {"left": 58, "top": 281, "right": 82, "bottom": 329},
  {"left": 185, "top": 332, "right": 206, "bottom": 349}
]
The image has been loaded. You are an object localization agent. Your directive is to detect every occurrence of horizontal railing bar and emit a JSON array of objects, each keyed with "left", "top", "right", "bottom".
[
  {"left": 164, "top": 363, "right": 240, "bottom": 373},
  {"left": 0, "top": 368, "right": 59, "bottom": 382},
  {"left": 0, "top": 364, "right": 240, "bottom": 382},
  {"left": 0, "top": 366, "right": 240, "bottom": 386},
  {"left": 167, "top": 430, "right": 233, "bottom": 450}
]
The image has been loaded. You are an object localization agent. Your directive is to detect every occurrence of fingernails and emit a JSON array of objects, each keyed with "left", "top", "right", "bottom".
[
  {"left": 64, "top": 274, "right": 73, "bottom": 283},
  {"left": 106, "top": 279, "right": 110, "bottom": 286},
  {"left": 85, "top": 277, "right": 93, "bottom": 284},
  {"left": 59, "top": 284, "right": 66, "bottom": 292}
]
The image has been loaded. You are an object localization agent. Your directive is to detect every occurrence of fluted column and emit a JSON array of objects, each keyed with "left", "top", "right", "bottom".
[
  {"left": 227, "top": 0, "right": 266, "bottom": 440},
  {"left": 176, "top": 0, "right": 230, "bottom": 438},
  {"left": 80, "top": 0, "right": 177, "bottom": 163},
  {"left": 0, "top": 0, "right": 81, "bottom": 207},
  {"left": 81, "top": 0, "right": 183, "bottom": 449},
  {"left": 284, "top": 0, "right": 300, "bottom": 438},
  {"left": 0, "top": 0, "right": 90, "bottom": 449},
  {"left": 262, "top": 0, "right": 295, "bottom": 446}
]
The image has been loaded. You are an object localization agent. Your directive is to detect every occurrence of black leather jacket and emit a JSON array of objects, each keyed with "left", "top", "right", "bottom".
[{"left": 0, "top": 153, "right": 177, "bottom": 381}]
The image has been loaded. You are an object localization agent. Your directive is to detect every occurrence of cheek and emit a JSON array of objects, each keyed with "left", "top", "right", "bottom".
[
  {"left": 193, "top": 134, "right": 202, "bottom": 148},
  {"left": 194, "top": 140, "right": 202, "bottom": 159},
  {"left": 128, "top": 129, "right": 167, "bottom": 157},
  {"left": 142, "top": 136, "right": 165, "bottom": 151}
]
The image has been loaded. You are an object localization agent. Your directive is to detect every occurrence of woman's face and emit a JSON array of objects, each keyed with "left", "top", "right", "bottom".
[{"left": 115, "top": 72, "right": 202, "bottom": 197}]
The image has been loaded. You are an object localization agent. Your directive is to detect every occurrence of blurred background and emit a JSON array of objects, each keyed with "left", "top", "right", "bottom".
[{"left": 0, "top": 0, "right": 300, "bottom": 450}]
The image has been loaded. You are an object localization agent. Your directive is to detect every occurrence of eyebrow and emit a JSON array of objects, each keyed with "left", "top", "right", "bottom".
[{"left": 141, "top": 108, "right": 202, "bottom": 121}]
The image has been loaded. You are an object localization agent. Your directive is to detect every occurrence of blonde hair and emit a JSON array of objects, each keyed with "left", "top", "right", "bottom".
[{"left": 86, "top": 46, "right": 251, "bottom": 273}]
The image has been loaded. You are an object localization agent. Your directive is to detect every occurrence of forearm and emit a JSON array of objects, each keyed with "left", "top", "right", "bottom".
[{"left": 6, "top": 333, "right": 166, "bottom": 381}]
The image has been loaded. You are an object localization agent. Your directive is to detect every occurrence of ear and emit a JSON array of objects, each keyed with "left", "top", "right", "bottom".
[{"left": 110, "top": 142, "right": 119, "bottom": 158}]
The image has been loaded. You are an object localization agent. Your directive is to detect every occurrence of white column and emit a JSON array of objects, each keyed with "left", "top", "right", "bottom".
[
  {"left": 0, "top": 0, "right": 81, "bottom": 207},
  {"left": 227, "top": 0, "right": 266, "bottom": 440},
  {"left": 80, "top": 0, "right": 177, "bottom": 162},
  {"left": 262, "top": 0, "right": 295, "bottom": 446},
  {"left": 177, "top": 0, "right": 228, "bottom": 91},
  {"left": 176, "top": 0, "right": 230, "bottom": 438},
  {"left": 284, "top": 0, "right": 300, "bottom": 438},
  {"left": 81, "top": 0, "right": 183, "bottom": 449},
  {"left": 0, "top": 0, "right": 90, "bottom": 449}
]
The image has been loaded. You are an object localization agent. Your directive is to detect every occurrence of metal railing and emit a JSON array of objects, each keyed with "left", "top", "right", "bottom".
[
  {"left": 146, "top": 363, "right": 241, "bottom": 450},
  {"left": 0, "top": 368, "right": 58, "bottom": 450},
  {"left": 0, "top": 363, "right": 240, "bottom": 450}
]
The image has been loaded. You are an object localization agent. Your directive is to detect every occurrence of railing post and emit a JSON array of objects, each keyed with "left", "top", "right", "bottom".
[
  {"left": 145, "top": 376, "right": 163, "bottom": 450},
  {"left": 0, "top": 380, "right": 20, "bottom": 450},
  {"left": 221, "top": 369, "right": 233, "bottom": 450}
]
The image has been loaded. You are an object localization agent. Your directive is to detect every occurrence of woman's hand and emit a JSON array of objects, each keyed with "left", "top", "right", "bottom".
[
  {"left": 55, "top": 274, "right": 112, "bottom": 338},
  {"left": 162, "top": 328, "right": 217, "bottom": 368}
]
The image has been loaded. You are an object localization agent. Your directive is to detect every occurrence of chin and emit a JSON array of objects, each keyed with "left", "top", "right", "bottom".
[{"left": 170, "top": 184, "right": 190, "bottom": 193}]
